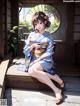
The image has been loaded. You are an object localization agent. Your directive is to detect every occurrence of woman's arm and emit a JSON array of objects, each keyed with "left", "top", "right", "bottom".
[
  {"left": 23, "top": 36, "right": 41, "bottom": 58},
  {"left": 23, "top": 35, "right": 32, "bottom": 58}
]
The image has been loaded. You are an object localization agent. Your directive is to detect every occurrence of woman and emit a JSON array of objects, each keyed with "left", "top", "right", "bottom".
[{"left": 23, "top": 11, "right": 64, "bottom": 105}]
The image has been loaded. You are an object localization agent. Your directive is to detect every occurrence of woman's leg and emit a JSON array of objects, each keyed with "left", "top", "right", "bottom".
[
  {"left": 28, "top": 62, "right": 63, "bottom": 102},
  {"left": 46, "top": 73, "right": 64, "bottom": 88}
]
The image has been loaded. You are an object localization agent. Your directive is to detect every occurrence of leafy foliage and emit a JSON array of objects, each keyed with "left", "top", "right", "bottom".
[{"left": 8, "top": 26, "right": 19, "bottom": 57}]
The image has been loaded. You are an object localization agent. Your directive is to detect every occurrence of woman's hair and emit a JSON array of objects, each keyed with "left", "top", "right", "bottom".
[{"left": 32, "top": 11, "right": 51, "bottom": 28}]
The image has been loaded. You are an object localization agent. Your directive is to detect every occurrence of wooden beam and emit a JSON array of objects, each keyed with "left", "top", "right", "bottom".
[{"left": 20, "top": 0, "right": 62, "bottom": 7}]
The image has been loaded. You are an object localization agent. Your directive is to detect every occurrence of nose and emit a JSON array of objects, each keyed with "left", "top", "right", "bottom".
[{"left": 35, "top": 24, "right": 40, "bottom": 32}]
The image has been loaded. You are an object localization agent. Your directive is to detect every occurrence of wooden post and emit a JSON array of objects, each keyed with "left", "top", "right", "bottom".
[
  {"left": 0, "top": 0, "right": 5, "bottom": 59},
  {"left": 11, "top": 0, "right": 19, "bottom": 28},
  {"left": 65, "top": 3, "right": 75, "bottom": 63}
]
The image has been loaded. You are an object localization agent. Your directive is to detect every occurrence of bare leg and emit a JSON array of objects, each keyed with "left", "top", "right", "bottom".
[
  {"left": 28, "top": 63, "right": 63, "bottom": 102},
  {"left": 46, "top": 73, "right": 64, "bottom": 88}
]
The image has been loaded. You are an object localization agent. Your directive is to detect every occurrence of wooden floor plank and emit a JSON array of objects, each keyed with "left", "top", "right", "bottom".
[
  {"left": 0, "top": 88, "right": 2, "bottom": 98},
  {"left": 0, "top": 59, "right": 9, "bottom": 98}
]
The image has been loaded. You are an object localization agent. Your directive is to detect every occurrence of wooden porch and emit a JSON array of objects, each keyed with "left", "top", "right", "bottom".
[
  {"left": 0, "top": 58, "right": 80, "bottom": 106},
  {"left": 0, "top": 0, "right": 80, "bottom": 105}
]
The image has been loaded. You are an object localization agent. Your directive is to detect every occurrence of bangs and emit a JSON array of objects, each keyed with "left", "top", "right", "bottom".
[
  {"left": 32, "top": 17, "right": 45, "bottom": 27},
  {"left": 33, "top": 19, "right": 39, "bottom": 26}
]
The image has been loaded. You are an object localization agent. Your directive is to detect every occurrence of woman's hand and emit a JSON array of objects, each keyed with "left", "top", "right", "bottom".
[
  {"left": 34, "top": 43, "right": 41, "bottom": 49},
  {"left": 30, "top": 43, "right": 41, "bottom": 51}
]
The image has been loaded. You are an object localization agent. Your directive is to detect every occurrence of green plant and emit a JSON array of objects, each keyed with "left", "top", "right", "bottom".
[{"left": 8, "top": 26, "right": 19, "bottom": 57}]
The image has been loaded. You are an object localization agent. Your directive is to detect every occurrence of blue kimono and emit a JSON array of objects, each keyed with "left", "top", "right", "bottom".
[{"left": 23, "top": 31, "right": 56, "bottom": 75}]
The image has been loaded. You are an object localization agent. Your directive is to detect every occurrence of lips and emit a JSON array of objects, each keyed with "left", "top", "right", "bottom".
[{"left": 35, "top": 29, "right": 39, "bottom": 33}]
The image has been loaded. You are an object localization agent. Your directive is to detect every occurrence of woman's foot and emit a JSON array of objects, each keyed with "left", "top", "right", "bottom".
[
  {"left": 56, "top": 97, "right": 63, "bottom": 105},
  {"left": 55, "top": 89, "right": 63, "bottom": 105}
]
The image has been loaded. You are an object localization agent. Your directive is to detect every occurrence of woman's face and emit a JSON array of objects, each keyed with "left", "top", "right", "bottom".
[{"left": 35, "top": 20, "right": 45, "bottom": 34}]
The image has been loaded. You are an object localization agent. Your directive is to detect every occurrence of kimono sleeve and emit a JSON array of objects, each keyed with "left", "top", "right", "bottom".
[{"left": 23, "top": 34, "right": 31, "bottom": 58}]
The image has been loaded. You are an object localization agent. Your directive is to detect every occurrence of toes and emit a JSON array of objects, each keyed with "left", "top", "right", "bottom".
[
  {"left": 55, "top": 90, "right": 63, "bottom": 105},
  {"left": 56, "top": 98, "right": 63, "bottom": 105},
  {"left": 60, "top": 80, "right": 64, "bottom": 88}
]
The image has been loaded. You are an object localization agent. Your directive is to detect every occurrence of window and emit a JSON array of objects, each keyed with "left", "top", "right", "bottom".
[{"left": 19, "top": 4, "right": 60, "bottom": 38}]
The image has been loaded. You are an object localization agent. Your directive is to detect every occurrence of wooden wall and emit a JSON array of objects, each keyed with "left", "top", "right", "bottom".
[
  {"left": 74, "top": 4, "right": 80, "bottom": 40},
  {"left": 0, "top": 0, "right": 18, "bottom": 59},
  {"left": 4, "top": 0, "right": 11, "bottom": 55},
  {"left": 11, "top": 0, "right": 19, "bottom": 28},
  {"left": 0, "top": 0, "right": 6, "bottom": 58},
  {"left": 73, "top": 4, "right": 80, "bottom": 64},
  {"left": 0, "top": 0, "right": 11, "bottom": 59}
]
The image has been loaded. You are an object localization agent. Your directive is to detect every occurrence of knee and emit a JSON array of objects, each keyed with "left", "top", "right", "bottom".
[
  {"left": 28, "top": 68, "right": 34, "bottom": 76},
  {"left": 28, "top": 68, "right": 38, "bottom": 76}
]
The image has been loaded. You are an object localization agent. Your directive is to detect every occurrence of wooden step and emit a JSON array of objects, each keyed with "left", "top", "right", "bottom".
[
  {"left": 6, "top": 58, "right": 80, "bottom": 92},
  {"left": 6, "top": 58, "right": 51, "bottom": 90},
  {"left": 6, "top": 64, "right": 51, "bottom": 90}
]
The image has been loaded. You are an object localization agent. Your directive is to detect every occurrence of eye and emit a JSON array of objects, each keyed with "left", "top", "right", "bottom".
[
  {"left": 40, "top": 22, "right": 43, "bottom": 24},
  {"left": 34, "top": 23, "right": 37, "bottom": 26},
  {"left": 35, "top": 24, "right": 37, "bottom": 26}
]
